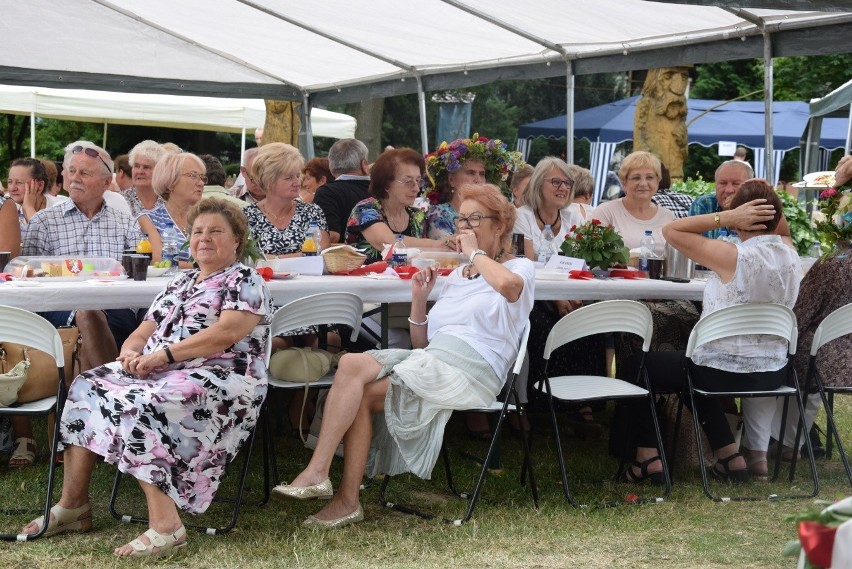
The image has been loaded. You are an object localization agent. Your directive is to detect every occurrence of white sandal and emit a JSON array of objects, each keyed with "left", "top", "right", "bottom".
[
  {"left": 125, "top": 526, "right": 187, "bottom": 558},
  {"left": 9, "top": 436, "right": 36, "bottom": 468},
  {"left": 27, "top": 503, "right": 92, "bottom": 537}
]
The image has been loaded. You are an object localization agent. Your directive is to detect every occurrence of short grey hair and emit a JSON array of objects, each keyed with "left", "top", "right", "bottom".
[
  {"left": 128, "top": 139, "right": 166, "bottom": 167},
  {"left": 242, "top": 146, "right": 260, "bottom": 168},
  {"left": 523, "top": 156, "right": 573, "bottom": 213},
  {"left": 328, "top": 138, "right": 368, "bottom": 177},
  {"left": 715, "top": 159, "right": 754, "bottom": 180},
  {"left": 63, "top": 140, "right": 113, "bottom": 179}
]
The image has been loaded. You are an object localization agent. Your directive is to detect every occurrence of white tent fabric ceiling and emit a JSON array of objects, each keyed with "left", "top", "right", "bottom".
[{"left": 1, "top": 0, "right": 850, "bottom": 106}]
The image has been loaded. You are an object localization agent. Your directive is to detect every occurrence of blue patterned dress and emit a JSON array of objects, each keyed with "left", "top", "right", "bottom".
[{"left": 59, "top": 263, "right": 272, "bottom": 514}]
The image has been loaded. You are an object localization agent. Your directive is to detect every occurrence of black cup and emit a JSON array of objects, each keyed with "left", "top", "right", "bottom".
[
  {"left": 131, "top": 255, "right": 149, "bottom": 281},
  {"left": 647, "top": 258, "right": 664, "bottom": 279},
  {"left": 121, "top": 253, "right": 136, "bottom": 279},
  {"left": 0, "top": 251, "right": 11, "bottom": 271},
  {"left": 512, "top": 233, "right": 525, "bottom": 257}
]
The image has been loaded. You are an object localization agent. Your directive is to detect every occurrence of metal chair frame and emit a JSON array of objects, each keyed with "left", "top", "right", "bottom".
[
  {"left": 0, "top": 306, "right": 68, "bottom": 542},
  {"left": 379, "top": 320, "right": 538, "bottom": 525},
  {"left": 684, "top": 303, "right": 819, "bottom": 502}
]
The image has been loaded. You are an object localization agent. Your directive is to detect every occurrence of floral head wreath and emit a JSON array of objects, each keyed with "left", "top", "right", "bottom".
[{"left": 423, "top": 133, "right": 525, "bottom": 205}]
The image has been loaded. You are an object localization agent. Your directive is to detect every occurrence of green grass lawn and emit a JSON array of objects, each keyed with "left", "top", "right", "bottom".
[{"left": 1, "top": 398, "right": 849, "bottom": 568}]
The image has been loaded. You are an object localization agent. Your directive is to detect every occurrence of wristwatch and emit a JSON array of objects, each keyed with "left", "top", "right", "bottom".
[{"left": 469, "top": 248, "right": 487, "bottom": 263}]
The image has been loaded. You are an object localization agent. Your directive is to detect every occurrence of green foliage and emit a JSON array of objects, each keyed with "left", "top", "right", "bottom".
[
  {"left": 777, "top": 189, "right": 818, "bottom": 255},
  {"left": 774, "top": 54, "right": 852, "bottom": 101},
  {"left": 690, "top": 60, "right": 763, "bottom": 100},
  {"left": 670, "top": 175, "right": 715, "bottom": 198}
]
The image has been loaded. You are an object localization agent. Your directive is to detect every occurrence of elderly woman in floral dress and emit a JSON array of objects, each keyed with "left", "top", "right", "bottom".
[{"left": 23, "top": 199, "right": 272, "bottom": 558}]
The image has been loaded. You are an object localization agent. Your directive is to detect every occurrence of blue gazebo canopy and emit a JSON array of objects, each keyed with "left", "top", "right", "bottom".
[{"left": 518, "top": 96, "right": 847, "bottom": 151}]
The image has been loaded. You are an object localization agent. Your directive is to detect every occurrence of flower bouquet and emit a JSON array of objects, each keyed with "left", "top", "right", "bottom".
[
  {"left": 559, "top": 219, "right": 629, "bottom": 271},
  {"left": 814, "top": 187, "right": 852, "bottom": 253},
  {"left": 783, "top": 497, "right": 852, "bottom": 568}
]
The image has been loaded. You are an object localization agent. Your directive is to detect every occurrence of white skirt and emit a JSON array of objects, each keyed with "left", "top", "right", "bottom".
[{"left": 367, "top": 333, "right": 501, "bottom": 479}]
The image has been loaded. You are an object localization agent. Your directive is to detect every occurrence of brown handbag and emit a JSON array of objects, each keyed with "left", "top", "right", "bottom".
[{"left": 0, "top": 327, "right": 81, "bottom": 403}]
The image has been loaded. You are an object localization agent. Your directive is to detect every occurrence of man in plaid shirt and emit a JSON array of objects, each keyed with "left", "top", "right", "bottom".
[{"left": 651, "top": 163, "right": 693, "bottom": 219}]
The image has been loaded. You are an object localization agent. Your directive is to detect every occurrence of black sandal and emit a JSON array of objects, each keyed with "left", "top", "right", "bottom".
[
  {"left": 710, "top": 452, "right": 749, "bottom": 483},
  {"left": 567, "top": 407, "right": 603, "bottom": 439},
  {"left": 618, "top": 455, "right": 665, "bottom": 486}
]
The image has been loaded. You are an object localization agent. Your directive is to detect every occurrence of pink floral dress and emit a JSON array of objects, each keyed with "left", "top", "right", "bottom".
[{"left": 59, "top": 262, "right": 272, "bottom": 514}]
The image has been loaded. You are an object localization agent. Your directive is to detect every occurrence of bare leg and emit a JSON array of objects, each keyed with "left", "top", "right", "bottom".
[
  {"left": 114, "top": 481, "right": 185, "bottom": 556},
  {"left": 288, "top": 353, "right": 384, "bottom": 487},
  {"left": 21, "top": 445, "right": 96, "bottom": 534},
  {"left": 309, "top": 378, "right": 388, "bottom": 521},
  {"left": 75, "top": 310, "right": 118, "bottom": 370}
]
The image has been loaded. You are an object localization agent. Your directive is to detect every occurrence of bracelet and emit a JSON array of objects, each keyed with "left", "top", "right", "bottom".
[
  {"left": 713, "top": 213, "right": 721, "bottom": 228},
  {"left": 163, "top": 344, "right": 176, "bottom": 364},
  {"left": 407, "top": 315, "right": 429, "bottom": 326},
  {"left": 469, "top": 248, "right": 487, "bottom": 264}
]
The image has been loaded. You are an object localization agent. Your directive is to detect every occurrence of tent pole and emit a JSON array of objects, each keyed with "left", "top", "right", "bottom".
[
  {"left": 103, "top": 122, "right": 108, "bottom": 148},
  {"left": 566, "top": 60, "right": 574, "bottom": 164},
  {"left": 416, "top": 76, "right": 428, "bottom": 155},
  {"left": 30, "top": 112, "right": 35, "bottom": 157},
  {"left": 846, "top": 103, "right": 851, "bottom": 156},
  {"left": 762, "top": 30, "right": 774, "bottom": 183},
  {"left": 302, "top": 93, "right": 315, "bottom": 159},
  {"left": 240, "top": 128, "right": 246, "bottom": 166}
]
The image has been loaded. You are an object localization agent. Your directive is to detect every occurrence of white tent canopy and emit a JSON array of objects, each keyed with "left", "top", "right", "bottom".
[
  {"left": 1, "top": 1, "right": 850, "bottom": 162},
  {"left": 0, "top": 84, "right": 356, "bottom": 138}
]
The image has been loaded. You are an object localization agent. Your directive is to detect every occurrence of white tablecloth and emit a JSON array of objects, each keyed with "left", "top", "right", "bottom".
[{"left": 0, "top": 274, "right": 706, "bottom": 312}]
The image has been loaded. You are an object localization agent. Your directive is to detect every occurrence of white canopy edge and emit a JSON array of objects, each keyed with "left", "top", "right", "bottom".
[{"left": 0, "top": 84, "right": 356, "bottom": 139}]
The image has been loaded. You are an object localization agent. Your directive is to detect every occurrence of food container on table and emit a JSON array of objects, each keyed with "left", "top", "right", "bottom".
[
  {"left": 320, "top": 244, "right": 367, "bottom": 274},
  {"left": 4, "top": 256, "right": 126, "bottom": 280},
  {"left": 409, "top": 248, "right": 468, "bottom": 269}
]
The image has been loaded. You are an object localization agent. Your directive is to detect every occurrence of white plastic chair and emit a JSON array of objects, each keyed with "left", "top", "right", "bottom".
[
  {"left": 0, "top": 306, "right": 67, "bottom": 542},
  {"left": 541, "top": 300, "right": 671, "bottom": 507},
  {"left": 379, "top": 319, "right": 538, "bottom": 525},
  {"left": 684, "top": 303, "right": 819, "bottom": 501},
  {"left": 263, "top": 293, "right": 364, "bottom": 475},
  {"left": 796, "top": 302, "right": 852, "bottom": 485}
]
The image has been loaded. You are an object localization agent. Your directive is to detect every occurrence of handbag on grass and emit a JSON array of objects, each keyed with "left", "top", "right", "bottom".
[{"left": 0, "top": 326, "right": 82, "bottom": 404}]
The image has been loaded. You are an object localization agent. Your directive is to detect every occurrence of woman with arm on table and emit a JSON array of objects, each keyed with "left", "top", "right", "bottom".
[
  {"left": 346, "top": 148, "right": 454, "bottom": 262},
  {"left": 275, "top": 183, "right": 534, "bottom": 527},
  {"left": 22, "top": 199, "right": 272, "bottom": 557},
  {"left": 615, "top": 179, "right": 799, "bottom": 483}
]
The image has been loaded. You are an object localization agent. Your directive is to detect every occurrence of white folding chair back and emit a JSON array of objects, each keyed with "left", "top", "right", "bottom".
[
  {"left": 544, "top": 299, "right": 653, "bottom": 359},
  {"left": 0, "top": 306, "right": 66, "bottom": 542},
  {"left": 810, "top": 302, "right": 852, "bottom": 356},
  {"left": 270, "top": 292, "right": 363, "bottom": 341},
  {"left": 686, "top": 302, "right": 797, "bottom": 358}
]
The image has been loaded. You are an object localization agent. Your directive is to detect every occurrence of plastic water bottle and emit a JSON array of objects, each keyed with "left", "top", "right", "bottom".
[
  {"left": 307, "top": 220, "right": 323, "bottom": 254},
  {"left": 537, "top": 224, "right": 555, "bottom": 263},
  {"left": 638, "top": 230, "right": 656, "bottom": 272},
  {"left": 391, "top": 234, "right": 408, "bottom": 268},
  {"left": 727, "top": 230, "right": 741, "bottom": 244},
  {"left": 717, "top": 228, "right": 740, "bottom": 244},
  {"left": 808, "top": 241, "right": 823, "bottom": 258},
  {"left": 160, "top": 222, "right": 180, "bottom": 275}
]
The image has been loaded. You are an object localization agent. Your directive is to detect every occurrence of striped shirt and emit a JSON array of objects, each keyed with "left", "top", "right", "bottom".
[{"left": 23, "top": 199, "right": 141, "bottom": 260}]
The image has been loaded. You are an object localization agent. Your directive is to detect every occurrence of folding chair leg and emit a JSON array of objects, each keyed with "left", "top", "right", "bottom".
[
  {"left": 545, "top": 383, "right": 578, "bottom": 507},
  {"left": 109, "top": 427, "right": 260, "bottom": 535},
  {"left": 377, "top": 474, "right": 435, "bottom": 520},
  {"left": 818, "top": 389, "right": 852, "bottom": 484}
]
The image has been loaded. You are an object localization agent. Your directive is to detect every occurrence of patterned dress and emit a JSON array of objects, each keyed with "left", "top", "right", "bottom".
[
  {"left": 245, "top": 201, "right": 328, "bottom": 256},
  {"left": 59, "top": 263, "right": 272, "bottom": 514},
  {"left": 345, "top": 197, "right": 428, "bottom": 262},
  {"left": 425, "top": 202, "right": 457, "bottom": 240}
]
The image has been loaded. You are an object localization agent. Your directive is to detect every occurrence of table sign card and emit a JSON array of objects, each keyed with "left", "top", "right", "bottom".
[
  {"left": 544, "top": 255, "right": 586, "bottom": 272},
  {"left": 718, "top": 141, "right": 736, "bottom": 156}
]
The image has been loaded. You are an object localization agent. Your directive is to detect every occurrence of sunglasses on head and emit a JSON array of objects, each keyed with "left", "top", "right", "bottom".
[{"left": 72, "top": 145, "right": 112, "bottom": 174}]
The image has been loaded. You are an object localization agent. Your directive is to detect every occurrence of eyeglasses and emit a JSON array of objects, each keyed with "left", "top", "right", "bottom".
[
  {"left": 182, "top": 172, "right": 209, "bottom": 184},
  {"left": 454, "top": 213, "right": 495, "bottom": 228},
  {"left": 72, "top": 145, "right": 112, "bottom": 174},
  {"left": 549, "top": 178, "right": 573, "bottom": 189},
  {"left": 395, "top": 177, "right": 424, "bottom": 189}
]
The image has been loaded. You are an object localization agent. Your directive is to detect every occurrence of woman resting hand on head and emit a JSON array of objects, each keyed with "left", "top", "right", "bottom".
[
  {"left": 275, "top": 183, "right": 535, "bottom": 528},
  {"left": 22, "top": 199, "right": 273, "bottom": 558}
]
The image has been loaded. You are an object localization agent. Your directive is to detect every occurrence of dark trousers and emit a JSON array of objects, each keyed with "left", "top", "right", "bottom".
[{"left": 617, "top": 351, "right": 786, "bottom": 452}]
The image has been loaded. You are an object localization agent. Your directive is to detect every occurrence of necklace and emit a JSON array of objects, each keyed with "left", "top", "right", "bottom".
[
  {"left": 385, "top": 207, "right": 409, "bottom": 234},
  {"left": 535, "top": 208, "right": 560, "bottom": 230},
  {"left": 261, "top": 201, "right": 295, "bottom": 222},
  {"left": 463, "top": 251, "right": 504, "bottom": 280}
]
